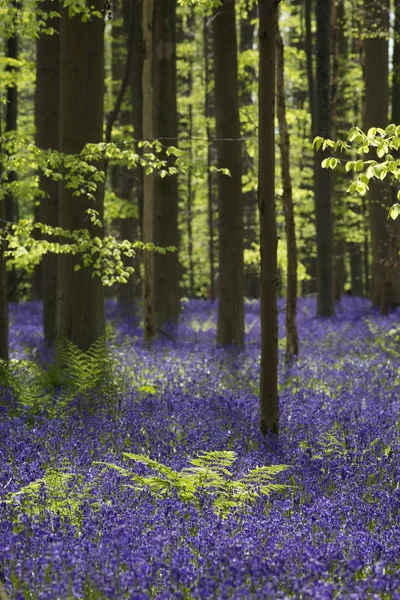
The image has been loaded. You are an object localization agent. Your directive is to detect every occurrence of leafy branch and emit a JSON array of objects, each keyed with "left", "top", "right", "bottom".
[{"left": 314, "top": 124, "right": 400, "bottom": 219}]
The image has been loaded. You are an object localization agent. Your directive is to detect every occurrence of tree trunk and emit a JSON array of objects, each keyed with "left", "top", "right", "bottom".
[
  {"left": 4, "top": 3, "right": 20, "bottom": 304},
  {"left": 186, "top": 52, "right": 195, "bottom": 298},
  {"left": 213, "top": 0, "right": 244, "bottom": 346},
  {"left": 258, "top": 0, "right": 279, "bottom": 435},
  {"left": 304, "top": 0, "right": 316, "bottom": 138},
  {"left": 203, "top": 17, "right": 216, "bottom": 301},
  {"left": 240, "top": 1, "right": 259, "bottom": 299},
  {"left": 276, "top": 24, "right": 299, "bottom": 361},
  {"left": 0, "top": 199, "right": 8, "bottom": 362},
  {"left": 56, "top": 0, "right": 105, "bottom": 351},
  {"left": 363, "top": 0, "right": 398, "bottom": 310},
  {"left": 142, "top": 0, "right": 156, "bottom": 343},
  {"left": 35, "top": 0, "right": 60, "bottom": 343},
  {"left": 119, "top": 0, "right": 143, "bottom": 310},
  {"left": 314, "top": 0, "right": 335, "bottom": 317},
  {"left": 153, "top": 0, "right": 180, "bottom": 326},
  {"left": 302, "top": 0, "right": 318, "bottom": 295},
  {"left": 385, "top": 0, "right": 400, "bottom": 312}
]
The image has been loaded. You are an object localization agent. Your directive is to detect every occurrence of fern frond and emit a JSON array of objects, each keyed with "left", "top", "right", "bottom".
[{"left": 100, "top": 451, "right": 292, "bottom": 517}]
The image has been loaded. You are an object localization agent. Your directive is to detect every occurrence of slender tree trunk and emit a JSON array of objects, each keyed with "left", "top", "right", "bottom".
[
  {"left": 276, "top": 24, "right": 299, "bottom": 361},
  {"left": 128, "top": 0, "right": 144, "bottom": 244},
  {"left": 305, "top": 0, "right": 316, "bottom": 138},
  {"left": 0, "top": 198, "right": 8, "bottom": 362},
  {"left": 302, "top": 0, "right": 317, "bottom": 295},
  {"left": 213, "top": 0, "right": 244, "bottom": 346},
  {"left": 384, "top": 0, "right": 400, "bottom": 313},
  {"left": 35, "top": 0, "right": 60, "bottom": 343},
  {"left": 363, "top": 0, "right": 397, "bottom": 310},
  {"left": 240, "top": 1, "right": 259, "bottom": 299},
  {"left": 186, "top": 55, "right": 195, "bottom": 298},
  {"left": 363, "top": 0, "right": 388, "bottom": 304},
  {"left": 330, "top": 0, "right": 346, "bottom": 302},
  {"left": 314, "top": 0, "right": 335, "bottom": 317},
  {"left": 4, "top": 2, "right": 20, "bottom": 304},
  {"left": 153, "top": 0, "right": 180, "bottom": 325},
  {"left": 56, "top": 0, "right": 105, "bottom": 351},
  {"left": 203, "top": 17, "right": 216, "bottom": 301},
  {"left": 119, "top": 0, "right": 143, "bottom": 309},
  {"left": 142, "top": 0, "right": 156, "bottom": 343},
  {"left": 258, "top": 0, "right": 279, "bottom": 435}
]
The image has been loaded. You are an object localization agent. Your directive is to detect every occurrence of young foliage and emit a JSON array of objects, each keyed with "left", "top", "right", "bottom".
[
  {"left": 6, "top": 464, "right": 98, "bottom": 531},
  {"left": 98, "top": 451, "right": 291, "bottom": 517},
  {"left": 0, "top": 337, "right": 124, "bottom": 417},
  {"left": 314, "top": 125, "right": 400, "bottom": 219}
]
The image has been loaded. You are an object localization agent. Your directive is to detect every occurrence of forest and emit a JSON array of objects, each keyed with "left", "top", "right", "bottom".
[{"left": 0, "top": 0, "right": 399, "bottom": 598}]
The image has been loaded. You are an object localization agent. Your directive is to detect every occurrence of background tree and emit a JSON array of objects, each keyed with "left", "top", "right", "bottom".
[
  {"left": 142, "top": 0, "right": 156, "bottom": 343},
  {"left": 277, "top": 22, "right": 298, "bottom": 361},
  {"left": 0, "top": 196, "right": 7, "bottom": 361},
  {"left": 4, "top": 0, "right": 20, "bottom": 304},
  {"left": 203, "top": 16, "right": 216, "bottom": 301},
  {"left": 240, "top": 0, "right": 259, "bottom": 299},
  {"left": 35, "top": 0, "right": 60, "bottom": 343}
]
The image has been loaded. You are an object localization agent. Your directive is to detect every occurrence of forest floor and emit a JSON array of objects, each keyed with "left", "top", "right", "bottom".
[{"left": 0, "top": 297, "right": 399, "bottom": 599}]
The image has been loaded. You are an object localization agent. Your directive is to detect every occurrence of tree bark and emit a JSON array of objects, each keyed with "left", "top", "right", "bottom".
[
  {"left": 240, "top": 1, "right": 259, "bottom": 299},
  {"left": 0, "top": 199, "right": 8, "bottom": 362},
  {"left": 363, "top": 0, "right": 397, "bottom": 310},
  {"left": 153, "top": 0, "right": 180, "bottom": 326},
  {"left": 314, "top": 0, "right": 335, "bottom": 317},
  {"left": 213, "top": 0, "right": 244, "bottom": 346},
  {"left": 276, "top": 24, "right": 299, "bottom": 361},
  {"left": 258, "top": 0, "right": 279, "bottom": 434},
  {"left": 304, "top": 0, "right": 316, "bottom": 139},
  {"left": 142, "top": 0, "right": 156, "bottom": 343},
  {"left": 4, "top": 2, "right": 20, "bottom": 304},
  {"left": 384, "top": 0, "right": 400, "bottom": 313},
  {"left": 186, "top": 49, "right": 195, "bottom": 298},
  {"left": 35, "top": 0, "right": 60, "bottom": 343},
  {"left": 203, "top": 17, "right": 216, "bottom": 301},
  {"left": 56, "top": 0, "right": 105, "bottom": 351}
]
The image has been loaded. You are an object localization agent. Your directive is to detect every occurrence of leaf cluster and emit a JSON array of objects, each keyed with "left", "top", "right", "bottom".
[
  {"left": 98, "top": 450, "right": 291, "bottom": 517},
  {"left": 314, "top": 125, "right": 400, "bottom": 219}
]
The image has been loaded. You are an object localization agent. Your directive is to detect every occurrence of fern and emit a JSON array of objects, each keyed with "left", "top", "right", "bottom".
[
  {"left": 98, "top": 451, "right": 291, "bottom": 517},
  {"left": 365, "top": 319, "right": 400, "bottom": 358},
  {"left": 0, "top": 358, "right": 54, "bottom": 415},
  {"left": 0, "top": 337, "right": 124, "bottom": 418},
  {"left": 58, "top": 337, "right": 126, "bottom": 413},
  {"left": 6, "top": 464, "right": 98, "bottom": 531}
]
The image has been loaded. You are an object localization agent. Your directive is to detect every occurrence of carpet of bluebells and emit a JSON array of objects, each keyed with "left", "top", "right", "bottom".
[{"left": 0, "top": 296, "right": 400, "bottom": 599}]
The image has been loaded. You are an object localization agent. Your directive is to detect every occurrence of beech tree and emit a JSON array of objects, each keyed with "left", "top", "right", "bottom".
[
  {"left": 240, "top": 1, "right": 259, "bottom": 299},
  {"left": 363, "top": 0, "right": 400, "bottom": 310},
  {"left": 314, "top": 0, "right": 335, "bottom": 317},
  {"left": 56, "top": 0, "right": 106, "bottom": 351},
  {"left": 258, "top": 0, "right": 279, "bottom": 434},
  {"left": 0, "top": 197, "right": 7, "bottom": 361},
  {"left": 203, "top": 16, "right": 216, "bottom": 301},
  {"left": 153, "top": 0, "right": 180, "bottom": 326},
  {"left": 35, "top": 0, "right": 60, "bottom": 343},
  {"left": 142, "top": 0, "right": 156, "bottom": 343},
  {"left": 277, "top": 22, "right": 298, "bottom": 361},
  {"left": 213, "top": 0, "right": 244, "bottom": 346},
  {"left": 4, "top": 0, "right": 20, "bottom": 304}
]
